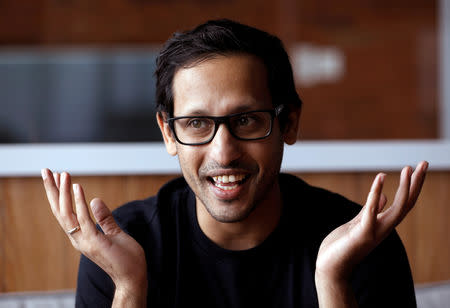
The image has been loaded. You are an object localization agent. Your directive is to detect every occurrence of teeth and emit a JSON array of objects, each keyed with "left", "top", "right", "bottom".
[
  {"left": 215, "top": 183, "right": 239, "bottom": 190},
  {"left": 212, "top": 174, "right": 245, "bottom": 184}
]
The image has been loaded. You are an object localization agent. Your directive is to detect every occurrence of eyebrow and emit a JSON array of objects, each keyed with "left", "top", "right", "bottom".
[{"left": 178, "top": 104, "right": 264, "bottom": 117}]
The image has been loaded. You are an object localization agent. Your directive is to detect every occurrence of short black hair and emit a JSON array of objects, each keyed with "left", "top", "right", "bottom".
[{"left": 155, "top": 19, "right": 302, "bottom": 122}]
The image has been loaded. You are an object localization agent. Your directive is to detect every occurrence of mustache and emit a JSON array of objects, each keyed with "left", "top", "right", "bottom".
[{"left": 199, "top": 160, "right": 258, "bottom": 175}]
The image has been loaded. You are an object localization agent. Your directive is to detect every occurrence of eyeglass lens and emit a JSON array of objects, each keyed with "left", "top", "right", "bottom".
[{"left": 173, "top": 111, "right": 273, "bottom": 144}]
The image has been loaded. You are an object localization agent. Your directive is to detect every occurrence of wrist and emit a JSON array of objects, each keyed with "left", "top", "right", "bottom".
[
  {"left": 315, "top": 259, "right": 353, "bottom": 284},
  {"left": 315, "top": 270, "right": 346, "bottom": 292},
  {"left": 315, "top": 273, "right": 345, "bottom": 289},
  {"left": 115, "top": 277, "right": 148, "bottom": 296},
  {"left": 112, "top": 260, "right": 148, "bottom": 292},
  {"left": 315, "top": 271, "right": 357, "bottom": 308},
  {"left": 113, "top": 281, "right": 148, "bottom": 308}
]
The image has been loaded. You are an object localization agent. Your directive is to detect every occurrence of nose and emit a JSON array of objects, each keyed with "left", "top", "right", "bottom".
[{"left": 208, "top": 123, "right": 242, "bottom": 166}]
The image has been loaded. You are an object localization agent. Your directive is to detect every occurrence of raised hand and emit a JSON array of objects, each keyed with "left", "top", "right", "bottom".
[
  {"left": 41, "top": 169, "right": 147, "bottom": 306},
  {"left": 315, "top": 161, "right": 428, "bottom": 307}
]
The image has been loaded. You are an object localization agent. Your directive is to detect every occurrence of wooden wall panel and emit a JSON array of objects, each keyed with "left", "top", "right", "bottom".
[
  {"left": 1, "top": 177, "right": 79, "bottom": 291},
  {"left": 407, "top": 173, "right": 450, "bottom": 282},
  {"left": 0, "top": 171, "right": 448, "bottom": 292},
  {"left": 0, "top": 178, "right": 4, "bottom": 291}
]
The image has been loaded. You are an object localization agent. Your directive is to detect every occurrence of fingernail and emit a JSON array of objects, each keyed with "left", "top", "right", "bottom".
[
  {"left": 405, "top": 166, "right": 412, "bottom": 176},
  {"left": 90, "top": 199, "right": 97, "bottom": 208},
  {"left": 41, "top": 169, "right": 47, "bottom": 179},
  {"left": 73, "top": 183, "right": 78, "bottom": 192},
  {"left": 423, "top": 161, "right": 429, "bottom": 172}
]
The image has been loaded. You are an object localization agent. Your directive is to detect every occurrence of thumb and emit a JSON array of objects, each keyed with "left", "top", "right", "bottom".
[{"left": 90, "top": 198, "right": 121, "bottom": 236}]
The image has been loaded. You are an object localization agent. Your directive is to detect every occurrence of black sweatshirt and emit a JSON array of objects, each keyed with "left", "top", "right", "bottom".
[{"left": 76, "top": 174, "right": 417, "bottom": 307}]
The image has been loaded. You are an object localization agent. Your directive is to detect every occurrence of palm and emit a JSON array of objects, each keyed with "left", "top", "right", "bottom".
[
  {"left": 316, "top": 162, "right": 427, "bottom": 282},
  {"left": 316, "top": 210, "right": 377, "bottom": 281},
  {"left": 42, "top": 169, "right": 147, "bottom": 287},
  {"left": 79, "top": 222, "right": 146, "bottom": 284}
]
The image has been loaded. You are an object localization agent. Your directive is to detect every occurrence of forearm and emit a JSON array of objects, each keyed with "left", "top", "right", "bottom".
[
  {"left": 315, "top": 272, "right": 358, "bottom": 308},
  {"left": 112, "top": 283, "right": 148, "bottom": 308}
]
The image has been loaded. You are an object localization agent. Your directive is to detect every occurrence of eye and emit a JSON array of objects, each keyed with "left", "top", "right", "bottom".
[
  {"left": 187, "top": 118, "right": 208, "bottom": 129},
  {"left": 236, "top": 115, "right": 253, "bottom": 126}
]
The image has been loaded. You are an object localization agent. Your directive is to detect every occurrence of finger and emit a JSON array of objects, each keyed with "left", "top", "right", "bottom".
[
  {"left": 73, "top": 183, "right": 97, "bottom": 235},
  {"left": 41, "top": 168, "right": 60, "bottom": 215},
  {"left": 366, "top": 173, "right": 385, "bottom": 211},
  {"left": 404, "top": 161, "right": 428, "bottom": 216},
  {"left": 59, "top": 172, "right": 79, "bottom": 230},
  {"left": 90, "top": 198, "right": 121, "bottom": 236},
  {"left": 53, "top": 172, "right": 61, "bottom": 189},
  {"left": 362, "top": 173, "right": 385, "bottom": 229},
  {"left": 377, "top": 193, "right": 387, "bottom": 213},
  {"left": 379, "top": 166, "right": 412, "bottom": 231}
]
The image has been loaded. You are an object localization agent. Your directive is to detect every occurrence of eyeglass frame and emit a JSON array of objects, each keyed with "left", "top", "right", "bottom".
[{"left": 165, "top": 104, "right": 285, "bottom": 146}]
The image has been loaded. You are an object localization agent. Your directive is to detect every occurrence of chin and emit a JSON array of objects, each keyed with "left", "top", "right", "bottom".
[{"left": 205, "top": 200, "right": 257, "bottom": 223}]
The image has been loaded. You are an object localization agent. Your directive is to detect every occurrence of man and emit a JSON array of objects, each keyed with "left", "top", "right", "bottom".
[{"left": 42, "top": 19, "right": 428, "bottom": 307}]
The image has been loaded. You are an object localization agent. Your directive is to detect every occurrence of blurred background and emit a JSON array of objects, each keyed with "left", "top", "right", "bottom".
[
  {"left": 0, "top": 0, "right": 441, "bottom": 142},
  {"left": 0, "top": 0, "right": 449, "bottom": 306}
]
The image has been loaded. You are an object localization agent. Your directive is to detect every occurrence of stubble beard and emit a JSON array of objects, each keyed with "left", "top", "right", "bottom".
[
  {"left": 180, "top": 139, "right": 284, "bottom": 224},
  {"left": 195, "top": 165, "right": 280, "bottom": 224}
]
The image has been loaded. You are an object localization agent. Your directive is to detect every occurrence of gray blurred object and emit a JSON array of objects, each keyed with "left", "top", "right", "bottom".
[
  {"left": 0, "top": 290, "right": 75, "bottom": 308},
  {"left": 415, "top": 280, "right": 450, "bottom": 308},
  {"left": 0, "top": 48, "right": 162, "bottom": 143}
]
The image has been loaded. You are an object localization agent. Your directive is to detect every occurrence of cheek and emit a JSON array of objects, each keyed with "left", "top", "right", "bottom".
[
  {"left": 176, "top": 146, "right": 203, "bottom": 178},
  {"left": 255, "top": 134, "right": 284, "bottom": 161}
]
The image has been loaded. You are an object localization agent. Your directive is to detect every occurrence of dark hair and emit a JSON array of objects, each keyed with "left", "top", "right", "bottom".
[{"left": 155, "top": 19, "right": 302, "bottom": 123}]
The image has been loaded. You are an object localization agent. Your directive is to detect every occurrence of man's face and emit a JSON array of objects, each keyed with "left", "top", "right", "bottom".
[{"left": 159, "top": 54, "right": 292, "bottom": 223}]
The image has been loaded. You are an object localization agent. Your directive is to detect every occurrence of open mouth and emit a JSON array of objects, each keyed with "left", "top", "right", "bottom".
[{"left": 208, "top": 174, "right": 250, "bottom": 190}]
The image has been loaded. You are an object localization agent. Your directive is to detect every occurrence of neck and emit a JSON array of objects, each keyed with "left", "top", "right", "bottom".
[{"left": 196, "top": 181, "right": 282, "bottom": 251}]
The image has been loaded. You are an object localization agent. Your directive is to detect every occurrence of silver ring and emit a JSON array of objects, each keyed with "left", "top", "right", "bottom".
[{"left": 67, "top": 225, "right": 80, "bottom": 235}]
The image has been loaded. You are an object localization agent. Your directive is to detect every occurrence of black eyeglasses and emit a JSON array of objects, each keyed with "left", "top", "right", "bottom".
[{"left": 166, "top": 105, "right": 284, "bottom": 145}]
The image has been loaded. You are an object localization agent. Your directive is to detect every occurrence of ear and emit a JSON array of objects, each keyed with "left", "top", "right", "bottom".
[
  {"left": 282, "top": 106, "right": 301, "bottom": 145},
  {"left": 157, "top": 112, "right": 177, "bottom": 156}
]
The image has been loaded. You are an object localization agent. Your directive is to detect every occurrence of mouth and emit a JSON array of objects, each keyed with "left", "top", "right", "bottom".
[{"left": 208, "top": 173, "right": 250, "bottom": 191}]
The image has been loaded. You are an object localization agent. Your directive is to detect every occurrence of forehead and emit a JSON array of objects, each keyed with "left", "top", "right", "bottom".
[{"left": 172, "top": 54, "right": 271, "bottom": 116}]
